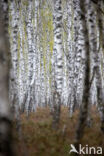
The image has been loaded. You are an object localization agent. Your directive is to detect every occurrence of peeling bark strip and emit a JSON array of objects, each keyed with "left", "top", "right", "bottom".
[{"left": 0, "top": 0, "right": 13, "bottom": 155}]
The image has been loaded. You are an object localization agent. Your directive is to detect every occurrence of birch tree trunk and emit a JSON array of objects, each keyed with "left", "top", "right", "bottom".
[
  {"left": 67, "top": 0, "right": 76, "bottom": 117},
  {"left": 75, "top": 0, "right": 90, "bottom": 145},
  {"left": 85, "top": 0, "right": 97, "bottom": 127},
  {"left": 9, "top": 0, "right": 21, "bottom": 133},
  {"left": 96, "top": 0, "right": 104, "bottom": 133},
  {"left": 0, "top": 0, "right": 13, "bottom": 155},
  {"left": 73, "top": 0, "right": 85, "bottom": 109},
  {"left": 52, "top": 0, "right": 63, "bottom": 129}
]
